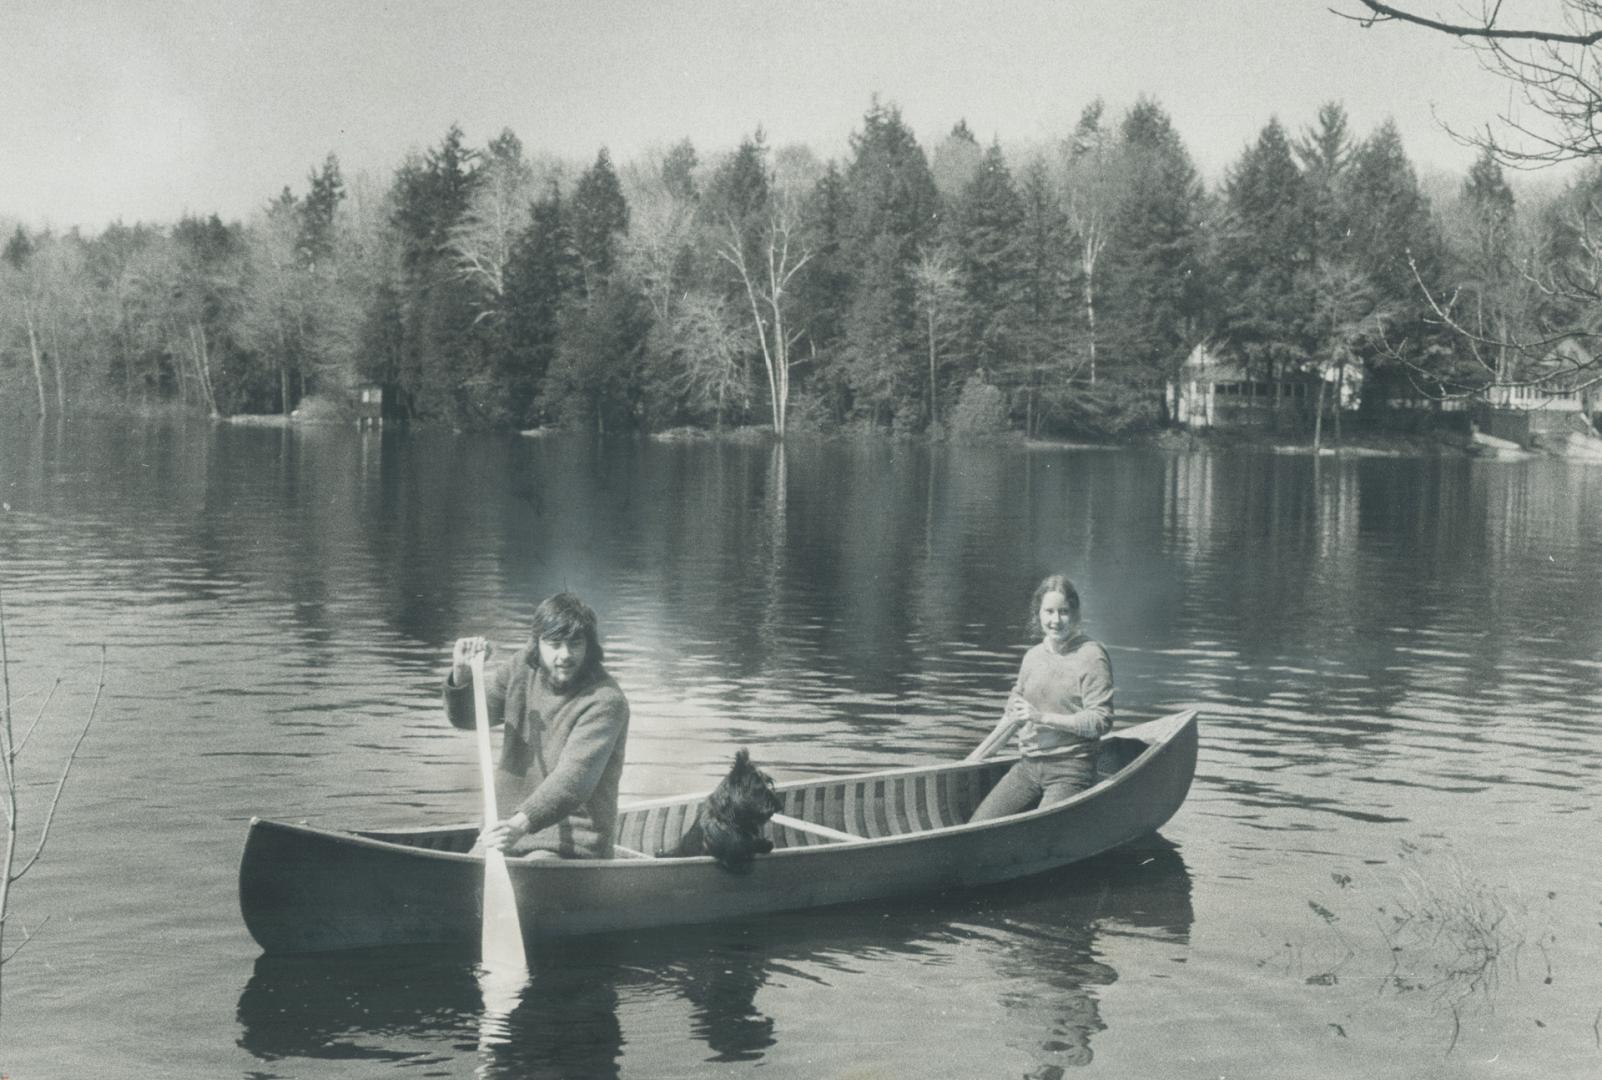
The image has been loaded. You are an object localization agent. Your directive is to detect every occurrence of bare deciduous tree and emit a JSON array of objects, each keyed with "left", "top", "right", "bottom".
[
  {"left": 1061, "top": 101, "right": 1125, "bottom": 386},
  {"left": 1338, "top": 2, "right": 1602, "bottom": 399},
  {"left": 448, "top": 151, "right": 539, "bottom": 326},
  {"left": 912, "top": 244, "right": 961, "bottom": 426},
  {"left": 670, "top": 290, "right": 750, "bottom": 426},
  {"left": 716, "top": 184, "right": 813, "bottom": 436},
  {"left": 1339, "top": 3, "right": 1602, "bottom": 161}
]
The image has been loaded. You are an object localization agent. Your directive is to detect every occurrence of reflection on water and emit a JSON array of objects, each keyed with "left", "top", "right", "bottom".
[
  {"left": 4, "top": 421, "right": 1602, "bottom": 1077},
  {"left": 235, "top": 841, "right": 1191, "bottom": 1075}
]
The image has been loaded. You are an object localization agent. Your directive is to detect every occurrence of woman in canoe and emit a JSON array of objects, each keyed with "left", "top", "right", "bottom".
[
  {"left": 970, "top": 574, "right": 1114, "bottom": 820},
  {"left": 444, "top": 592, "right": 630, "bottom": 858}
]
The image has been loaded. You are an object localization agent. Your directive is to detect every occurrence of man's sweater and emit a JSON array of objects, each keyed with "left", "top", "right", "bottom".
[{"left": 445, "top": 646, "right": 629, "bottom": 857}]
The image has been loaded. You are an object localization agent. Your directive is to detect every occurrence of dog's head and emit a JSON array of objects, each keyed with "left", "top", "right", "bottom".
[
  {"left": 707, "top": 748, "right": 782, "bottom": 828},
  {"left": 702, "top": 749, "right": 782, "bottom": 870}
]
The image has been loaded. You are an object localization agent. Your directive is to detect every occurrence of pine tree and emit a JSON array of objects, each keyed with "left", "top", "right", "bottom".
[
  {"left": 503, "top": 182, "right": 580, "bottom": 425},
  {"left": 929, "top": 119, "right": 983, "bottom": 202},
  {"left": 1099, "top": 98, "right": 1205, "bottom": 422},
  {"left": 299, "top": 153, "right": 345, "bottom": 268},
  {"left": 387, "top": 125, "right": 485, "bottom": 420},
  {"left": 796, "top": 162, "right": 852, "bottom": 419},
  {"left": 570, "top": 148, "right": 630, "bottom": 298},
  {"left": 1340, "top": 120, "right": 1450, "bottom": 395},
  {"left": 1216, "top": 118, "right": 1316, "bottom": 390},
  {"left": 661, "top": 139, "right": 700, "bottom": 204},
  {"left": 950, "top": 141, "right": 1028, "bottom": 396},
  {"left": 1295, "top": 102, "right": 1354, "bottom": 261},
  {"left": 1014, "top": 156, "right": 1077, "bottom": 436},
  {"left": 839, "top": 99, "right": 940, "bottom": 426},
  {"left": 1452, "top": 146, "right": 1521, "bottom": 381}
]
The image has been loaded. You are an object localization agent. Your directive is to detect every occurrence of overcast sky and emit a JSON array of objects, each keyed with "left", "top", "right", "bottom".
[{"left": 0, "top": 0, "right": 1565, "bottom": 232}]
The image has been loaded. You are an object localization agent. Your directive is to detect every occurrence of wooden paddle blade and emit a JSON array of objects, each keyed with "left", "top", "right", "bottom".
[{"left": 481, "top": 849, "right": 527, "bottom": 975}]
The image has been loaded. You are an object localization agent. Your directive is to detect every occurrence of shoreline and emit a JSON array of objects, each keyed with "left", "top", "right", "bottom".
[{"left": 27, "top": 410, "right": 1602, "bottom": 461}]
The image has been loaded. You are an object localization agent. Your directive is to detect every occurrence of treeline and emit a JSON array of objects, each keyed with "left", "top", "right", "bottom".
[{"left": 1, "top": 97, "right": 1591, "bottom": 435}]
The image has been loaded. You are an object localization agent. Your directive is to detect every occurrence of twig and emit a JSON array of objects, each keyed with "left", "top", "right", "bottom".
[
  {"left": 1, "top": 588, "right": 15, "bottom": 798},
  {"left": 0, "top": 915, "right": 47, "bottom": 965},
  {"left": 1338, "top": 1, "right": 1602, "bottom": 45},
  {"left": 14, "top": 678, "right": 61, "bottom": 756},
  {"left": 10, "top": 647, "right": 105, "bottom": 884}
]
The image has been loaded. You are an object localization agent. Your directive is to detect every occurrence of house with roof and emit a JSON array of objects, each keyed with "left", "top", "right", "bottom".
[
  {"left": 1168, "top": 343, "right": 1359, "bottom": 429},
  {"left": 1471, "top": 339, "right": 1600, "bottom": 446}
]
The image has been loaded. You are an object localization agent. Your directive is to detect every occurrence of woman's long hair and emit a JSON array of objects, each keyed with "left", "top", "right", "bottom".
[{"left": 1028, "top": 574, "right": 1081, "bottom": 636}]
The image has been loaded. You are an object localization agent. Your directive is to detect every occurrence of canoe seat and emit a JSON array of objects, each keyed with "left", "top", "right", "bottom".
[{"left": 770, "top": 813, "right": 865, "bottom": 845}]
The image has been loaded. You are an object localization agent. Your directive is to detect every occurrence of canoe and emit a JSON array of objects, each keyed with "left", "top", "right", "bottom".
[{"left": 239, "top": 709, "right": 1198, "bottom": 954}]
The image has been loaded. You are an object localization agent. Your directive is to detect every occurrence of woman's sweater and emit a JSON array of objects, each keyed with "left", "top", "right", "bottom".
[{"left": 1014, "top": 635, "right": 1114, "bottom": 763}]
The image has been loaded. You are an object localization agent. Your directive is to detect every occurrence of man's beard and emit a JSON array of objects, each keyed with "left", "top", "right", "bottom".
[{"left": 544, "top": 662, "right": 580, "bottom": 691}]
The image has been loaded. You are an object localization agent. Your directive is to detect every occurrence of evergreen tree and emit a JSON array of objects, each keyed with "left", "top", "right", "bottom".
[
  {"left": 569, "top": 148, "right": 630, "bottom": 297},
  {"left": 839, "top": 99, "right": 940, "bottom": 426},
  {"left": 500, "top": 183, "right": 579, "bottom": 425},
  {"left": 1295, "top": 102, "right": 1354, "bottom": 260},
  {"left": 299, "top": 153, "right": 345, "bottom": 267},
  {"left": 1340, "top": 119, "right": 1450, "bottom": 395},
  {"left": 703, "top": 134, "right": 770, "bottom": 232},
  {"left": 546, "top": 282, "right": 649, "bottom": 433},
  {"left": 929, "top": 119, "right": 983, "bottom": 202},
  {"left": 1451, "top": 146, "right": 1521, "bottom": 381},
  {"left": 387, "top": 125, "right": 484, "bottom": 419},
  {"left": 950, "top": 141, "right": 1028, "bottom": 395},
  {"left": 796, "top": 161, "right": 852, "bottom": 419},
  {"left": 661, "top": 138, "right": 700, "bottom": 204},
  {"left": 1343, "top": 121, "right": 1441, "bottom": 302},
  {"left": 1014, "top": 156, "right": 1078, "bottom": 435},
  {"left": 1216, "top": 118, "right": 1316, "bottom": 389},
  {"left": 169, "top": 214, "right": 247, "bottom": 416},
  {"left": 1099, "top": 97, "right": 1205, "bottom": 422},
  {"left": 703, "top": 133, "right": 772, "bottom": 317},
  {"left": 4, "top": 226, "right": 34, "bottom": 269}
]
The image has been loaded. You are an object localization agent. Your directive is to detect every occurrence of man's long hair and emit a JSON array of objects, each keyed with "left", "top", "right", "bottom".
[{"left": 529, "top": 592, "right": 604, "bottom": 683}]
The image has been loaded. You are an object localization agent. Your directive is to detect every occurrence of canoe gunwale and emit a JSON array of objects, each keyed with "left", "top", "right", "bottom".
[
  {"left": 239, "top": 709, "right": 1198, "bottom": 951},
  {"left": 262, "top": 709, "right": 1197, "bottom": 866}
]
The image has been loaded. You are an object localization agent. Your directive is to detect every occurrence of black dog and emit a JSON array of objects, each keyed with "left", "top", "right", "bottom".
[{"left": 658, "top": 749, "right": 782, "bottom": 871}]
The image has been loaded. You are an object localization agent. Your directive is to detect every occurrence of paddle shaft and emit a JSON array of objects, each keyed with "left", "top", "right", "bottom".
[
  {"left": 966, "top": 685, "right": 1026, "bottom": 762},
  {"left": 470, "top": 654, "right": 500, "bottom": 826},
  {"left": 966, "top": 716, "right": 1020, "bottom": 762},
  {"left": 469, "top": 651, "right": 528, "bottom": 974}
]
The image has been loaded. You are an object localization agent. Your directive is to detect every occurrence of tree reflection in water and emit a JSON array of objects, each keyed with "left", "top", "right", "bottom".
[{"left": 236, "top": 837, "right": 1191, "bottom": 1075}]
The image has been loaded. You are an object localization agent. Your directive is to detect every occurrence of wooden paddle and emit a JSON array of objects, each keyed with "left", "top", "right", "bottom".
[
  {"left": 966, "top": 718, "right": 1019, "bottom": 762},
  {"left": 965, "top": 687, "right": 1025, "bottom": 762},
  {"left": 470, "top": 649, "right": 528, "bottom": 976}
]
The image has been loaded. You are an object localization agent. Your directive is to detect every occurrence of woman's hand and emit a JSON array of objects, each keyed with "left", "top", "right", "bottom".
[
  {"left": 1003, "top": 690, "right": 1039, "bottom": 725},
  {"left": 1005, "top": 691, "right": 1041, "bottom": 752},
  {"left": 477, "top": 811, "right": 530, "bottom": 853},
  {"left": 451, "top": 636, "right": 491, "bottom": 686}
]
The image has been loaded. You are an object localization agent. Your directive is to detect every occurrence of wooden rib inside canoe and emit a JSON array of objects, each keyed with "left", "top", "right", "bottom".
[{"left": 239, "top": 710, "right": 1198, "bottom": 953}]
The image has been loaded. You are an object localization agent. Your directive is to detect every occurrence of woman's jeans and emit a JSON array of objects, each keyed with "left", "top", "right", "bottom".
[{"left": 969, "top": 752, "right": 1095, "bottom": 821}]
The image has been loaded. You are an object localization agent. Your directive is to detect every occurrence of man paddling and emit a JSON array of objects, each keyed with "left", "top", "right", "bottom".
[{"left": 445, "top": 592, "right": 630, "bottom": 859}]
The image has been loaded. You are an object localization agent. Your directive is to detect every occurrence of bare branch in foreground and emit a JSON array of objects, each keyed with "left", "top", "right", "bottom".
[
  {"left": 0, "top": 914, "right": 47, "bottom": 965},
  {"left": 14, "top": 677, "right": 61, "bottom": 757},
  {"left": 11, "top": 647, "right": 105, "bottom": 884},
  {"left": 1338, "top": 1, "right": 1602, "bottom": 45}
]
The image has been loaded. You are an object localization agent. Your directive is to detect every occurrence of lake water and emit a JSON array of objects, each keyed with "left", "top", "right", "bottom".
[{"left": 1, "top": 421, "right": 1599, "bottom": 1079}]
